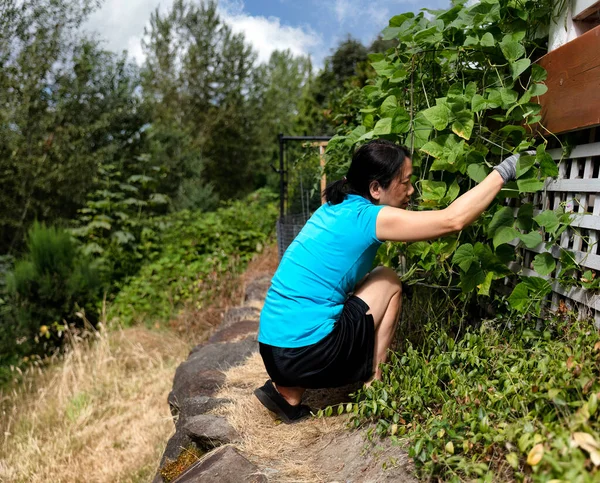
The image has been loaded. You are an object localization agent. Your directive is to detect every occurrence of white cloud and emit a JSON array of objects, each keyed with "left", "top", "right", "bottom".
[
  {"left": 334, "top": 0, "right": 351, "bottom": 23},
  {"left": 219, "top": 8, "right": 322, "bottom": 65},
  {"left": 84, "top": 0, "right": 322, "bottom": 67},
  {"left": 83, "top": 0, "right": 172, "bottom": 64}
]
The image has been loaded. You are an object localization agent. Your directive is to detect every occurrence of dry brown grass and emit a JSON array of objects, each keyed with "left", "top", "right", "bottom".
[
  {"left": 0, "top": 323, "right": 190, "bottom": 483},
  {"left": 214, "top": 352, "right": 349, "bottom": 483}
]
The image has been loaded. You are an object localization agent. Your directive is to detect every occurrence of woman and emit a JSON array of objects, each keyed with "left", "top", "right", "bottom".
[{"left": 255, "top": 139, "right": 522, "bottom": 423}]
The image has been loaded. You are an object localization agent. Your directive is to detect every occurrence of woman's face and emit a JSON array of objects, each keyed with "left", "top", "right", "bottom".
[{"left": 371, "top": 158, "right": 414, "bottom": 209}]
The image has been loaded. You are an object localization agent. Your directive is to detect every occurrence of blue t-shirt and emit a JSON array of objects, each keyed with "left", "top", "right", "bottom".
[{"left": 258, "top": 194, "right": 384, "bottom": 348}]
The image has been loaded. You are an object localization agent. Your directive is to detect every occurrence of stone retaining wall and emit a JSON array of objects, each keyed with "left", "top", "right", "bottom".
[{"left": 152, "top": 275, "right": 271, "bottom": 483}]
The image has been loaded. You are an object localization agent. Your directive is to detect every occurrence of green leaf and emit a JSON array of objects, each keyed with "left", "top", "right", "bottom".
[
  {"left": 464, "top": 82, "right": 477, "bottom": 101},
  {"left": 531, "top": 64, "right": 547, "bottom": 82},
  {"left": 480, "top": 32, "right": 495, "bottom": 47},
  {"left": 420, "top": 134, "right": 460, "bottom": 160},
  {"left": 410, "top": 113, "right": 433, "bottom": 150},
  {"left": 392, "top": 108, "right": 411, "bottom": 133},
  {"left": 371, "top": 60, "right": 395, "bottom": 77},
  {"left": 517, "top": 177, "right": 544, "bottom": 193},
  {"left": 533, "top": 252, "right": 556, "bottom": 276},
  {"left": 523, "top": 276, "right": 552, "bottom": 296},
  {"left": 149, "top": 193, "right": 169, "bottom": 204},
  {"left": 422, "top": 104, "right": 450, "bottom": 130},
  {"left": 499, "top": 88, "right": 518, "bottom": 108},
  {"left": 478, "top": 271, "right": 494, "bottom": 296},
  {"left": 113, "top": 230, "right": 135, "bottom": 244},
  {"left": 390, "top": 69, "right": 408, "bottom": 83},
  {"left": 414, "top": 26, "right": 443, "bottom": 43},
  {"left": 508, "top": 282, "right": 529, "bottom": 312},
  {"left": 452, "top": 243, "right": 476, "bottom": 272},
  {"left": 421, "top": 180, "right": 447, "bottom": 203},
  {"left": 467, "top": 163, "right": 489, "bottom": 183},
  {"left": 452, "top": 110, "right": 474, "bottom": 140},
  {"left": 471, "top": 94, "right": 487, "bottom": 112},
  {"left": 488, "top": 206, "right": 514, "bottom": 236},
  {"left": 529, "top": 83, "right": 548, "bottom": 97},
  {"left": 487, "top": 89, "right": 503, "bottom": 108},
  {"left": 511, "top": 58, "right": 531, "bottom": 79},
  {"left": 516, "top": 154, "right": 536, "bottom": 178},
  {"left": 373, "top": 117, "right": 393, "bottom": 135},
  {"left": 443, "top": 180, "right": 460, "bottom": 204},
  {"left": 461, "top": 265, "right": 486, "bottom": 292},
  {"left": 534, "top": 210, "right": 560, "bottom": 233},
  {"left": 380, "top": 95, "right": 398, "bottom": 116},
  {"left": 382, "top": 26, "right": 403, "bottom": 40},
  {"left": 536, "top": 145, "right": 557, "bottom": 178},
  {"left": 493, "top": 226, "right": 519, "bottom": 248},
  {"left": 464, "top": 35, "right": 479, "bottom": 47},
  {"left": 517, "top": 203, "right": 534, "bottom": 231},
  {"left": 500, "top": 38, "right": 525, "bottom": 61},
  {"left": 519, "top": 231, "right": 543, "bottom": 249}
]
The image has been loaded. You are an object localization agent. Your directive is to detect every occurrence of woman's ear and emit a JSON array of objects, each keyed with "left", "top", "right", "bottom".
[{"left": 369, "top": 180, "right": 382, "bottom": 200}]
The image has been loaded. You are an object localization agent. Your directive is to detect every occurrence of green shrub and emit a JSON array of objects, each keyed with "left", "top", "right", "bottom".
[
  {"left": 6, "top": 222, "right": 103, "bottom": 358},
  {"left": 109, "top": 189, "right": 278, "bottom": 326}
]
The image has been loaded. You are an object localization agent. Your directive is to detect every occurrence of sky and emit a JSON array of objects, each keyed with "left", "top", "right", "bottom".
[{"left": 84, "top": 0, "right": 450, "bottom": 69}]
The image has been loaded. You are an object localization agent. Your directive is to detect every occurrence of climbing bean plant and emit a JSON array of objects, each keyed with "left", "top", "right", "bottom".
[
  {"left": 325, "top": 0, "right": 583, "bottom": 316},
  {"left": 318, "top": 0, "right": 600, "bottom": 481}
]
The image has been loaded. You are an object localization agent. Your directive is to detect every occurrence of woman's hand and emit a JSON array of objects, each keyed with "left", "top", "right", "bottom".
[{"left": 493, "top": 150, "right": 537, "bottom": 184}]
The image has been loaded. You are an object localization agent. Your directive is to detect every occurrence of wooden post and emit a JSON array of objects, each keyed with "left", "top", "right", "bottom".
[
  {"left": 309, "top": 141, "right": 329, "bottom": 205},
  {"left": 319, "top": 144, "right": 326, "bottom": 205}
]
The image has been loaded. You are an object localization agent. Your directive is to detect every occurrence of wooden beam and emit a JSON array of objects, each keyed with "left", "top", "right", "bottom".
[
  {"left": 537, "top": 25, "right": 600, "bottom": 134},
  {"left": 319, "top": 145, "right": 327, "bottom": 205},
  {"left": 573, "top": 0, "right": 600, "bottom": 20}
]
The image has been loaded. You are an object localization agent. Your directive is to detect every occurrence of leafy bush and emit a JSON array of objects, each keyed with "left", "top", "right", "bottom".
[
  {"left": 109, "top": 189, "right": 278, "bottom": 326},
  {"left": 5, "top": 222, "right": 103, "bottom": 358}
]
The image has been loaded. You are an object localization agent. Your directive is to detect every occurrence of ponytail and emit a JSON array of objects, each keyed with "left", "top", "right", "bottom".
[{"left": 323, "top": 177, "right": 348, "bottom": 205}]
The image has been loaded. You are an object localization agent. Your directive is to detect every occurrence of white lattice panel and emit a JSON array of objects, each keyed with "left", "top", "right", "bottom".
[{"left": 508, "top": 128, "right": 600, "bottom": 324}]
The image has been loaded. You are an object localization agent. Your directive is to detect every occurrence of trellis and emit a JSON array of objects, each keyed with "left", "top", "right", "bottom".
[{"left": 508, "top": 127, "right": 600, "bottom": 323}]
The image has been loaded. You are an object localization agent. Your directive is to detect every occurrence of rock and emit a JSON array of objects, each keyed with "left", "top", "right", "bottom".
[
  {"left": 221, "top": 306, "right": 260, "bottom": 328},
  {"left": 244, "top": 276, "right": 271, "bottom": 304},
  {"left": 169, "top": 369, "right": 226, "bottom": 412},
  {"left": 159, "top": 429, "right": 194, "bottom": 468},
  {"left": 169, "top": 395, "right": 230, "bottom": 422},
  {"left": 185, "top": 338, "right": 257, "bottom": 371},
  {"left": 183, "top": 414, "right": 240, "bottom": 449},
  {"left": 172, "top": 446, "right": 267, "bottom": 483},
  {"left": 208, "top": 320, "right": 259, "bottom": 343}
]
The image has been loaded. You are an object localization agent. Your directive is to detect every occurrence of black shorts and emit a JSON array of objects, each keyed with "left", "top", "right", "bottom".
[{"left": 258, "top": 295, "right": 375, "bottom": 389}]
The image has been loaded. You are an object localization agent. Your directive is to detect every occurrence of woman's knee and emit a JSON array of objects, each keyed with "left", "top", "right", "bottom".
[{"left": 370, "top": 266, "right": 402, "bottom": 294}]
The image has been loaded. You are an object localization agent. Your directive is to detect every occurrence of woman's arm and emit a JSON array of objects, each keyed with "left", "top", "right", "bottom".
[{"left": 376, "top": 170, "right": 505, "bottom": 243}]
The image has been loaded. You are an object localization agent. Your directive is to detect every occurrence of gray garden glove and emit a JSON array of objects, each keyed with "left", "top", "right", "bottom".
[{"left": 493, "top": 150, "right": 537, "bottom": 184}]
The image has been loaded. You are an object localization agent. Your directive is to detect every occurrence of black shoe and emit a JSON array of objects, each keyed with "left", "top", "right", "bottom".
[{"left": 254, "top": 380, "right": 312, "bottom": 424}]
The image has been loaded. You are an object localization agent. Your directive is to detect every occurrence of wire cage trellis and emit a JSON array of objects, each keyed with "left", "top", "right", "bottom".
[{"left": 275, "top": 134, "right": 331, "bottom": 259}]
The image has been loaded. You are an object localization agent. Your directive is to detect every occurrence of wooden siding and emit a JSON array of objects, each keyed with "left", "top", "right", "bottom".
[{"left": 537, "top": 25, "right": 600, "bottom": 134}]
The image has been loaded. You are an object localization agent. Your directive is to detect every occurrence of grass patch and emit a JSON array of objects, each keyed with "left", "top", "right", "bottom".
[{"left": 0, "top": 323, "right": 189, "bottom": 482}]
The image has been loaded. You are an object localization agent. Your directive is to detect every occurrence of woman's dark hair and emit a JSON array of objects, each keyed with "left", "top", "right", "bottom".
[{"left": 323, "top": 139, "right": 410, "bottom": 205}]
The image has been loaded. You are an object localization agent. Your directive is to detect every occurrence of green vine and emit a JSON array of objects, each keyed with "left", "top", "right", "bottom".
[{"left": 324, "top": 0, "right": 593, "bottom": 318}]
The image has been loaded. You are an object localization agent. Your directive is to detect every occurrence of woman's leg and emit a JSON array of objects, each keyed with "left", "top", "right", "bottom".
[{"left": 353, "top": 266, "right": 402, "bottom": 380}]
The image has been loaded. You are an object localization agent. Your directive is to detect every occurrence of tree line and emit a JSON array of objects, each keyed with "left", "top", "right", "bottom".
[{"left": 0, "top": 0, "right": 393, "bottom": 377}]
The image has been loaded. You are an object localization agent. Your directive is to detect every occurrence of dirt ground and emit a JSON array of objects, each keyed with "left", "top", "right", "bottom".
[{"left": 214, "top": 352, "right": 417, "bottom": 483}]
